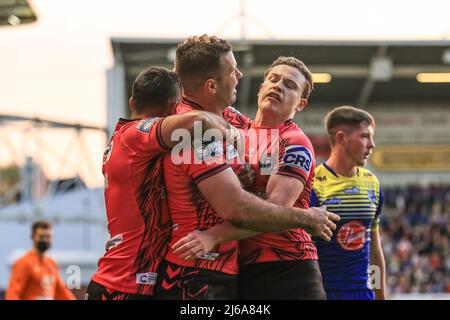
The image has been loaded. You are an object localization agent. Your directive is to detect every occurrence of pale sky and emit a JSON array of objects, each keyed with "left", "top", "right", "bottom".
[{"left": 1, "top": 0, "right": 450, "bottom": 186}]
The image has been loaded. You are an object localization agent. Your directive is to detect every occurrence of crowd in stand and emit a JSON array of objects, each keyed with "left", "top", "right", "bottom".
[{"left": 381, "top": 184, "right": 450, "bottom": 294}]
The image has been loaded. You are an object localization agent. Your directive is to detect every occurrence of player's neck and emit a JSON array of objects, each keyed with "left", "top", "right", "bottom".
[
  {"left": 131, "top": 110, "right": 165, "bottom": 120},
  {"left": 326, "top": 152, "right": 357, "bottom": 177},
  {"left": 254, "top": 110, "right": 292, "bottom": 127},
  {"left": 183, "top": 94, "right": 224, "bottom": 116}
]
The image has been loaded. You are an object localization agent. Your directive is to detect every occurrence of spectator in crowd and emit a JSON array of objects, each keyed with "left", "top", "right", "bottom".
[{"left": 381, "top": 184, "right": 450, "bottom": 294}]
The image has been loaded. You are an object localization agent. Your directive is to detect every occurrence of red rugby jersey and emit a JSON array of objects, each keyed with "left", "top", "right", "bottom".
[
  {"left": 92, "top": 117, "right": 172, "bottom": 295},
  {"left": 163, "top": 98, "right": 242, "bottom": 275},
  {"left": 224, "top": 108, "right": 318, "bottom": 265}
]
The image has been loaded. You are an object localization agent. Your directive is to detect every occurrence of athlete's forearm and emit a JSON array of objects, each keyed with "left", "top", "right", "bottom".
[
  {"left": 204, "top": 222, "right": 259, "bottom": 245},
  {"left": 227, "top": 190, "right": 311, "bottom": 232},
  {"left": 198, "top": 170, "right": 338, "bottom": 238},
  {"left": 201, "top": 185, "right": 304, "bottom": 244},
  {"left": 370, "top": 229, "right": 387, "bottom": 300}
]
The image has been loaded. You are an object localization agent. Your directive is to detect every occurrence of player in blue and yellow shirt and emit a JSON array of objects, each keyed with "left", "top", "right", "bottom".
[{"left": 310, "top": 106, "right": 386, "bottom": 300}]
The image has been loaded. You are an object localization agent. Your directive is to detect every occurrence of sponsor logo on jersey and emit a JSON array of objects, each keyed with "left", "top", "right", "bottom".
[
  {"left": 40, "top": 275, "right": 55, "bottom": 293},
  {"left": 316, "top": 176, "right": 327, "bottom": 182},
  {"left": 105, "top": 233, "right": 123, "bottom": 251},
  {"left": 136, "top": 272, "right": 157, "bottom": 285},
  {"left": 192, "top": 139, "right": 224, "bottom": 163},
  {"left": 259, "top": 154, "right": 273, "bottom": 169},
  {"left": 344, "top": 187, "right": 360, "bottom": 194},
  {"left": 323, "top": 197, "right": 342, "bottom": 205},
  {"left": 103, "top": 141, "right": 113, "bottom": 164},
  {"left": 337, "top": 221, "right": 366, "bottom": 251},
  {"left": 192, "top": 139, "right": 224, "bottom": 162},
  {"left": 282, "top": 145, "right": 312, "bottom": 174},
  {"left": 226, "top": 144, "right": 239, "bottom": 161},
  {"left": 198, "top": 252, "right": 220, "bottom": 261},
  {"left": 136, "top": 117, "right": 159, "bottom": 133},
  {"left": 259, "top": 154, "right": 276, "bottom": 175}
]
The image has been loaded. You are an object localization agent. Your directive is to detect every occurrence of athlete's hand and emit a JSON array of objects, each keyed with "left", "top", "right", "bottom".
[
  {"left": 237, "top": 163, "right": 255, "bottom": 189},
  {"left": 302, "top": 206, "right": 340, "bottom": 241},
  {"left": 172, "top": 230, "right": 218, "bottom": 261}
]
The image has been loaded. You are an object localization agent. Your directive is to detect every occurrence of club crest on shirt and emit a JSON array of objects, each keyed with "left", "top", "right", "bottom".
[
  {"left": 136, "top": 117, "right": 160, "bottom": 133},
  {"left": 282, "top": 145, "right": 312, "bottom": 174},
  {"left": 368, "top": 190, "right": 377, "bottom": 203}
]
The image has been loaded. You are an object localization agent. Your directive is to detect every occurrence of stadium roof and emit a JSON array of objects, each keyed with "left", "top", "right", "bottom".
[{"left": 111, "top": 38, "right": 450, "bottom": 109}]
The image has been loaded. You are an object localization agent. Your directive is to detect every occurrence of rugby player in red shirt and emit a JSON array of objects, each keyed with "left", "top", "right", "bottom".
[
  {"left": 87, "top": 66, "right": 234, "bottom": 300},
  {"left": 173, "top": 57, "right": 332, "bottom": 299},
  {"left": 155, "top": 37, "right": 339, "bottom": 299}
]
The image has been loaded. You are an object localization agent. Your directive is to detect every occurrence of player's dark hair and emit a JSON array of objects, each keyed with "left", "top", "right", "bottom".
[
  {"left": 264, "top": 56, "right": 314, "bottom": 99},
  {"left": 132, "top": 66, "right": 182, "bottom": 113},
  {"left": 175, "top": 35, "right": 232, "bottom": 91},
  {"left": 324, "top": 105, "right": 376, "bottom": 145},
  {"left": 32, "top": 220, "right": 52, "bottom": 235}
]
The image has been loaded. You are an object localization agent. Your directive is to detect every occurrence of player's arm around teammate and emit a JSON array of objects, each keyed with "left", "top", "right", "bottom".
[
  {"left": 173, "top": 173, "right": 336, "bottom": 260},
  {"left": 172, "top": 167, "right": 338, "bottom": 259},
  {"left": 159, "top": 110, "right": 236, "bottom": 149}
]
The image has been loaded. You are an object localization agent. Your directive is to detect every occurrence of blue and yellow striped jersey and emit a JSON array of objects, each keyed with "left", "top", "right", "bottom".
[{"left": 310, "top": 163, "right": 383, "bottom": 291}]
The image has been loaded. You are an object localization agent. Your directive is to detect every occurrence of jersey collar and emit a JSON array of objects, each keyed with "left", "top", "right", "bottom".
[
  {"left": 323, "top": 162, "right": 360, "bottom": 178},
  {"left": 182, "top": 97, "right": 204, "bottom": 110}
]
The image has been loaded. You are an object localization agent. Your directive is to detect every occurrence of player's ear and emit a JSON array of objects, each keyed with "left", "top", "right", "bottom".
[
  {"left": 295, "top": 98, "right": 308, "bottom": 113},
  {"left": 335, "top": 130, "right": 346, "bottom": 145},
  {"left": 128, "top": 97, "right": 135, "bottom": 112},
  {"left": 258, "top": 83, "right": 263, "bottom": 95},
  {"left": 204, "top": 78, "right": 217, "bottom": 95}
]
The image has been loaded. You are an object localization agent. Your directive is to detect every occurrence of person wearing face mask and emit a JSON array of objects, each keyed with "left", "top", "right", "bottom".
[{"left": 5, "top": 220, "right": 76, "bottom": 300}]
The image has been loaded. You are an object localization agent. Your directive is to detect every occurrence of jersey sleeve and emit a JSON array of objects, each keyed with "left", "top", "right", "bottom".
[
  {"left": 180, "top": 140, "right": 231, "bottom": 185},
  {"left": 121, "top": 117, "right": 169, "bottom": 156},
  {"left": 222, "top": 106, "right": 251, "bottom": 129},
  {"left": 5, "top": 259, "right": 30, "bottom": 300},
  {"left": 372, "top": 186, "right": 384, "bottom": 231},
  {"left": 275, "top": 131, "right": 315, "bottom": 185},
  {"left": 309, "top": 189, "right": 320, "bottom": 207}
]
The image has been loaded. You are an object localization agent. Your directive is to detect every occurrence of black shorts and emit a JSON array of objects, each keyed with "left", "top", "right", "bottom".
[
  {"left": 238, "top": 260, "right": 326, "bottom": 300},
  {"left": 154, "top": 260, "right": 237, "bottom": 300},
  {"left": 86, "top": 280, "right": 154, "bottom": 300}
]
